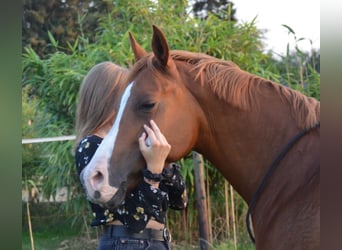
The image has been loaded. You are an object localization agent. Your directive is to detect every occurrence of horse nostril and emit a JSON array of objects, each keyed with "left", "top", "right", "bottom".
[
  {"left": 91, "top": 171, "right": 104, "bottom": 190},
  {"left": 94, "top": 170, "right": 104, "bottom": 181},
  {"left": 94, "top": 190, "right": 101, "bottom": 199}
]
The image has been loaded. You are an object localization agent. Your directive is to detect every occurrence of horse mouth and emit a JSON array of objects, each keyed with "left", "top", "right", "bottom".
[{"left": 103, "top": 181, "right": 127, "bottom": 209}]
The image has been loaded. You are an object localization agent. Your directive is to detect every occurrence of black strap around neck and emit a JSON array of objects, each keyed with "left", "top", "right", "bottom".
[{"left": 246, "top": 121, "right": 320, "bottom": 243}]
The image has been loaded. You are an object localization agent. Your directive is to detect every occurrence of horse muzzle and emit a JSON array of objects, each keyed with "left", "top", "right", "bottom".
[{"left": 80, "top": 168, "right": 125, "bottom": 208}]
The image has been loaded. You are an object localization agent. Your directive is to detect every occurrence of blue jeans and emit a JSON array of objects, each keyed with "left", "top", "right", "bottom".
[{"left": 97, "top": 230, "right": 171, "bottom": 250}]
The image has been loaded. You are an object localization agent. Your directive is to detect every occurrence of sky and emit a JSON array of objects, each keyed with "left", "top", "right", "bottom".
[{"left": 233, "top": 0, "right": 320, "bottom": 57}]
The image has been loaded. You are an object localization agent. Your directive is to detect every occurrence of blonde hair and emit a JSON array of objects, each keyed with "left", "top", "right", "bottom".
[{"left": 75, "top": 62, "right": 128, "bottom": 147}]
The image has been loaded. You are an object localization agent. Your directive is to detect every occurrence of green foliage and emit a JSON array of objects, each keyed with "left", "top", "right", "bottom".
[
  {"left": 192, "top": 0, "right": 237, "bottom": 21},
  {"left": 22, "top": 85, "right": 49, "bottom": 188},
  {"left": 22, "top": 0, "right": 115, "bottom": 57},
  {"left": 267, "top": 25, "right": 320, "bottom": 100}
]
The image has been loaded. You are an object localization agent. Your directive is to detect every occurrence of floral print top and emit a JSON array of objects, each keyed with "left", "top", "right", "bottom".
[{"left": 75, "top": 135, "right": 187, "bottom": 233}]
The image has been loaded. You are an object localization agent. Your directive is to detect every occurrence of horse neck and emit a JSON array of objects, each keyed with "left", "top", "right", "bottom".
[{"left": 181, "top": 66, "right": 305, "bottom": 202}]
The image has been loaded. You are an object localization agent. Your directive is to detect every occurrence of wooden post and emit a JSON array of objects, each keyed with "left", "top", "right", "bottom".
[{"left": 193, "top": 152, "right": 210, "bottom": 250}]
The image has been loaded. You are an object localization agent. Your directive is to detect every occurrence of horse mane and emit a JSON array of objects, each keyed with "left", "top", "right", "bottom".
[{"left": 128, "top": 50, "right": 320, "bottom": 129}]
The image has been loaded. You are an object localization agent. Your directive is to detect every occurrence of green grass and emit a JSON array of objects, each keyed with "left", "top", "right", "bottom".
[
  {"left": 172, "top": 241, "right": 254, "bottom": 250},
  {"left": 211, "top": 241, "right": 254, "bottom": 250},
  {"left": 22, "top": 202, "right": 97, "bottom": 249},
  {"left": 22, "top": 219, "right": 97, "bottom": 250},
  {"left": 22, "top": 231, "right": 96, "bottom": 250}
]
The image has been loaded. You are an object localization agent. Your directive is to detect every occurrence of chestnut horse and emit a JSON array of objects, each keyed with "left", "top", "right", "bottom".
[{"left": 80, "top": 25, "right": 320, "bottom": 249}]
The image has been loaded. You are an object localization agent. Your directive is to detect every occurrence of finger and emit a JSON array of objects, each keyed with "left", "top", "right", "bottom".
[
  {"left": 149, "top": 120, "right": 166, "bottom": 143},
  {"left": 155, "top": 131, "right": 167, "bottom": 145},
  {"left": 138, "top": 132, "right": 147, "bottom": 150},
  {"left": 150, "top": 120, "right": 160, "bottom": 133},
  {"left": 143, "top": 124, "right": 157, "bottom": 144}
]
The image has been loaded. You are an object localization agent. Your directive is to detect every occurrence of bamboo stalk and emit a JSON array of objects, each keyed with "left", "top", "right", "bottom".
[
  {"left": 26, "top": 201, "right": 35, "bottom": 250},
  {"left": 82, "top": 214, "right": 91, "bottom": 240},
  {"left": 206, "top": 166, "right": 212, "bottom": 243},
  {"left": 224, "top": 180, "right": 230, "bottom": 239},
  {"left": 230, "top": 184, "right": 237, "bottom": 250},
  {"left": 25, "top": 179, "right": 35, "bottom": 250}
]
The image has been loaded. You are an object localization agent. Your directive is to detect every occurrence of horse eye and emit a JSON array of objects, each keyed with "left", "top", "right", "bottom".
[{"left": 141, "top": 102, "right": 156, "bottom": 111}]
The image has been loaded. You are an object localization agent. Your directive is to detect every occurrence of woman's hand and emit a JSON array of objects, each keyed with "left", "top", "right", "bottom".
[{"left": 138, "top": 120, "right": 171, "bottom": 174}]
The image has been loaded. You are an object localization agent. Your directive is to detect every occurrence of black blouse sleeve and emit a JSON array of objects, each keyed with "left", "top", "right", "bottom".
[
  {"left": 159, "top": 163, "right": 188, "bottom": 210},
  {"left": 75, "top": 135, "right": 103, "bottom": 176},
  {"left": 75, "top": 135, "right": 110, "bottom": 226},
  {"left": 120, "top": 181, "right": 169, "bottom": 232}
]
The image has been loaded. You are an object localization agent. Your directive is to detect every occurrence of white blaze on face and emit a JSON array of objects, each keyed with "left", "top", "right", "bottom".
[{"left": 81, "top": 82, "right": 134, "bottom": 204}]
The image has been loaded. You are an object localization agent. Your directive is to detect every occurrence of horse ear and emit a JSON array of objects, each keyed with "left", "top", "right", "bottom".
[
  {"left": 151, "top": 25, "right": 170, "bottom": 67},
  {"left": 129, "top": 32, "right": 147, "bottom": 62}
]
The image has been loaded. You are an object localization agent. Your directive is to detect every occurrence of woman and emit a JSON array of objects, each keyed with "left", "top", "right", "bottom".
[{"left": 75, "top": 62, "right": 187, "bottom": 250}]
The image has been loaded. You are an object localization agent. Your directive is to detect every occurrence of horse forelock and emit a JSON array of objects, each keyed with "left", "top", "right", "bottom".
[
  {"left": 128, "top": 53, "right": 173, "bottom": 83},
  {"left": 128, "top": 50, "right": 319, "bottom": 130}
]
